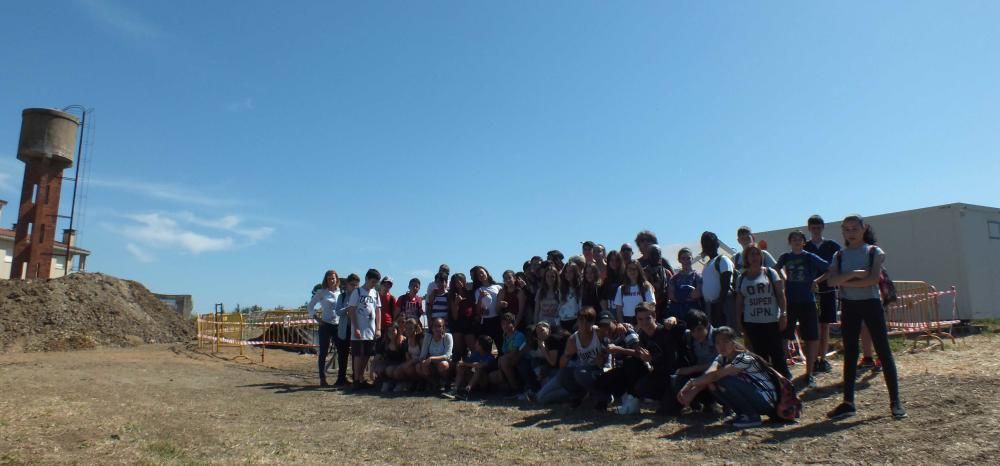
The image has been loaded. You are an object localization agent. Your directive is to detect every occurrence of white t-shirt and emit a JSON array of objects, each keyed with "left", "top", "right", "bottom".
[
  {"left": 702, "top": 255, "right": 734, "bottom": 303},
  {"left": 558, "top": 289, "right": 580, "bottom": 322},
  {"left": 612, "top": 284, "right": 655, "bottom": 318},
  {"left": 738, "top": 268, "right": 782, "bottom": 324},
  {"left": 347, "top": 287, "right": 381, "bottom": 341},
  {"left": 475, "top": 284, "right": 503, "bottom": 319}
]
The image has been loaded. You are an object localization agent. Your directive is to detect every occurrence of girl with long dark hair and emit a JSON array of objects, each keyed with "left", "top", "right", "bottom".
[
  {"left": 558, "top": 262, "right": 583, "bottom": 332},
  {"left": 824, "top": 214, "right": 905, "bottom": 419},
  {"left": 472, "top": 265, "right": 503, "bottom": 350},
  {"left": 448, "top": 273, "right": 476, "bottom": 361}
]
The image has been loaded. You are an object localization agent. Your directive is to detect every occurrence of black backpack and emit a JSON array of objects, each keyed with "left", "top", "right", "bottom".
[{"left": 713, "top": 255, "right": 738, "bottom": 296}]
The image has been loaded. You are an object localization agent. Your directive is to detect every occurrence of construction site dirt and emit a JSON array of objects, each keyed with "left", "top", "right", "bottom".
[
  {"left": 1, "top": 335, "right": 998, "bottom": 464},
  {"left": 0, "top": 273, "right": 193, "bottom": 352}
]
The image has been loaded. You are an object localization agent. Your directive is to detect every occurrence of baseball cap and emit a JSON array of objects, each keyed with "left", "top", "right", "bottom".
[
  {"left": 380, "top": 276, "right": 393, "bottom": 285},
  {"left": 597, "top": 312, "right": 615, "bottom": 326}
]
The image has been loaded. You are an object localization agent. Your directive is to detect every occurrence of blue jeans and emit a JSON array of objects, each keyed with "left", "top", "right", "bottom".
[
  {"left": 712, "top": 376, "right": 773, "bottom": 421},
  {"left": 537, "top": 366, "right": 602, "bottom": 404},
  {"left": 518, "top": 357, "right": 551, "bottom": 392}
]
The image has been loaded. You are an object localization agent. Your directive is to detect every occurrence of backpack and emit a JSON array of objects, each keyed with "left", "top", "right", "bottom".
[
  {"left": 746, "top": 353, "right": 802, "bottom": 421},
  {"left": 768, "top": 364, "right": 802, "bottom": 421},
  {"left": 712, "top": 255, "right": 737, "bottom": 296},
  {"left": 836, "top": 246, "right": 898, "bottom": 307}
]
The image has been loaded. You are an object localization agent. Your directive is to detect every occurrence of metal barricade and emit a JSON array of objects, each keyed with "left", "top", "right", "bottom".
[{"left": 885, "top": 281, "right": 959, "bottom": 350}]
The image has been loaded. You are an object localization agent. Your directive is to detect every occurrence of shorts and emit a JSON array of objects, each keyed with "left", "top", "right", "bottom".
[
  {"left": 817, "top": 292, "right": 838, "bottom": 324},
  {"left": 350, "top": 340, "right": 375, "bottom": 358},
  {"left": 783, "top": 301, "right": 820, "bottom": 341}
]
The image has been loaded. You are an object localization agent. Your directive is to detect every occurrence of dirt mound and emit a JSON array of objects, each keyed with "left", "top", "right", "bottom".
[{"left": 0, "top": 272, "right": 194, "bottom": 352}]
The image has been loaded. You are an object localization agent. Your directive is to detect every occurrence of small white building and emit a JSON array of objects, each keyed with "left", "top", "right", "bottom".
[
  {"left": 0, "top": 199, "right": 91, "bottom": 279},
  {"left": 754, "top": 203, "right": 1000, "bottom": 320}
]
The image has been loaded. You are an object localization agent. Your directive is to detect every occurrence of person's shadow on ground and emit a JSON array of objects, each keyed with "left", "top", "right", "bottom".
[{"left": 239, "top": 382, "right": 334, "bottom": 394}]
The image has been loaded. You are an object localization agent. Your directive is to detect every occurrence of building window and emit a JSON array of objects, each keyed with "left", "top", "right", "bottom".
[{"left": 990, "top": 221, "right": 1000, "bottom": 239}]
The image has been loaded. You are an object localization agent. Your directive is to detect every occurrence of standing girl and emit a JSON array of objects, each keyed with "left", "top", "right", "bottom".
[
  {"left": 448, "top": 273, "right": 476, "bottom": 361},
  {"left": 306, "top": 269, "right": 341, "bottom": 386},
  {"left": 580, "top": 263, "right": 603, "bottom": 313},
  {"left": 735, "top": 245, "right": 791, "bottom": 379},
  {"left": 472, "top": 265, "right": 503, "bottom": 350},
  {"left": 824, "top": 214, "right": 906, "bottom": 419},
  {"left": 613, "top": 262, "right": 656, "bottom": 325},
  {"left": 534, "top": 265, "right": 562, "bottom": 329},
  {"left": 332, "top": 274, "right": 360, "bottom": 386},
  {"left": 497, "top": 270, "right": 528, "bottom": 330},
  {"left": 558, "top": 262, "right": 583, "bottom": 332}
]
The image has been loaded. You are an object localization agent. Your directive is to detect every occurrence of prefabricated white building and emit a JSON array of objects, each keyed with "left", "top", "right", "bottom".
[{"left": 754, "top": 203, "right": 1000, "bottom": 320}]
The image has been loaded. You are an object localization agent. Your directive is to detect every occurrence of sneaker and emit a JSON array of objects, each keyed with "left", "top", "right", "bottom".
[
  {"left": 616, "top": 394, "right": 640, "bottom": 415},
  {"left": 333, "top": 378, "right": 348, "bottom": 387},
  {"left": 891, "top": 401, "right": 908, "bottom": 419},
  {"left": 381, "top": 381, "right": 395, "bottom": 394},
  {"left": 393, "top": 382, "right": 410, "bottom": 393},
  {"left": 873, "top": 359, "right": 883, "bottom": 373},
  {"left": 441, "top": 389, "right": 458, "bottom": 400},
  {"left": 517, "top": 390, "right": 535, "bottom": 402},
  {"left": 807, "top": 376, "right": 818, "bottom": 389},
  {"left": 456, "top": 388, "right": 471, "bottom": 401},
  {"left": 815, "top": 359, "right": 833, "bottom": 373},
  {"left": 731, "top": 415, "right": 762, "bottom": 429},
  {"left": 858, "top": 357, "right": 875, "bottom": 370},
  {"left": 827, "top": 402, "right": 857, "bottom": 420}
]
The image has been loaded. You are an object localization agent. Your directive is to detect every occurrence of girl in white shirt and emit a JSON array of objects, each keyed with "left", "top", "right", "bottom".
[
  {"left": 558, "top": 262, "right": 583, "bottom": 332},
  {"left": 306, "top": 269, "right": 340, "bottom": 386},
  {"left": 472, "top": 265, "right": 503, "bottom": 350},
  {"left": 613, "top": 262, "right": 655, "bottom": 325}
]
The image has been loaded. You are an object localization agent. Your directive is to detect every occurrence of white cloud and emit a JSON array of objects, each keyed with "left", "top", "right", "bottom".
[
  {"left": 173, "top": 211, "right": 276, "bottom": 241},
  {"left": 175, "top": 211, "right": 241, "bottom": 229},
  {"left": 126, "top": 243, "right": 155, "bottom": 263},
  {"left": 77, "top": 0, "right": 162, "bottom": 39},
  {"left": 121, "top": 213, "right": 234, "bottom": 254},
  {"left": 108, "top": 211, "right": 275, "bottom": 261},
  {"left": 88, "top": 177, "right": 240, "bottom": 207}
]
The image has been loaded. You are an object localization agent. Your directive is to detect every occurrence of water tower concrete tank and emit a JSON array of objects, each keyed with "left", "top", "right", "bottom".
[
  {"left": 17, "top": 108, "right": 80, "bottom": 168},
  {"left": 9, "top": 107, "right": 80, "bottom": 279}
]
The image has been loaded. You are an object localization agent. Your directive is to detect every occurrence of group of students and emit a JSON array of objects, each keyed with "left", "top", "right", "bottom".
[{"left": 306, "top": 213, "right": 906, "bottom": 428}]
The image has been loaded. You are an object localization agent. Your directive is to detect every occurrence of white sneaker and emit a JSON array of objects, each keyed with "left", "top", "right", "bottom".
[{"left": 616, "top": 394, "right": 640, "bottom": 415}]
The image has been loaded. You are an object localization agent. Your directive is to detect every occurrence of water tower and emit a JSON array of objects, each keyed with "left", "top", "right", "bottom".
[{"left": 9, "top": 108, "right": 80, "bottom": 279}]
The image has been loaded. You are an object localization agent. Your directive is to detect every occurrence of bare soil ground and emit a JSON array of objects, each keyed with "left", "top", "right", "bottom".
[
  {"left": 1, "top": 335, "right": 998, "bottom": 465},
  {"left": 0, "top": 273, "right": 193, "bottom": 352}
]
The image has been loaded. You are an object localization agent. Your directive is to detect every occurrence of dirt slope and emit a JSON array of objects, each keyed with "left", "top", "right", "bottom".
[{"left": 0, "top": 272, "right": 193, "bottom": 352}]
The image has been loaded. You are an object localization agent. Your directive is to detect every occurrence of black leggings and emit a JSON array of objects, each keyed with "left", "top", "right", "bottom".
[
  {"left": 317, "top": 322, "right": 336, "bottom": 381},
  {"left": 481, "top": 317, "right": 502, "bottom": 351},
  {"left": 743, "top": 322, "right": 791, "bottom": 379},
  {"left": 841, "top": 299, "right": 900, "bottom": 403},
  {"left": 333, "top": 331, "right": 351, "bottom": 382}
]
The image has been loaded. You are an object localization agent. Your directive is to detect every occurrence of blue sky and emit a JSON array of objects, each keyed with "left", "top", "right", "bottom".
[{"left": 1, "top": 1, "right": 998, "bottom": 310}]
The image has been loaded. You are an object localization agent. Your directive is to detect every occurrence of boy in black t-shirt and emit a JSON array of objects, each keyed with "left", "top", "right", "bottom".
[{"left": 804, "top": 215, "right": 841, "bottom": 373}]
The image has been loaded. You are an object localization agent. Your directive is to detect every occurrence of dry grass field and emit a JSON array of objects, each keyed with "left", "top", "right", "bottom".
[{"left": 2, "top": 334, "right": 999, "bottom": 465}]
